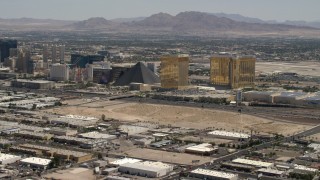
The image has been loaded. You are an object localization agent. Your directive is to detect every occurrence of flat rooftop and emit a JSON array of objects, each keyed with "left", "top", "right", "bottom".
[
  {"left": 232, "top": 158, "right": 273, "bottom": 168},
  {"left": 0, "top": 153, "right": 21, "bottom": 161},
  {"left": 186, "top": 143, "right": 217, "bottom": 152},
  {"left": 191, "top": 168, "right": 238, "bottom": 179},
  {"left": 21, "top": 157, "right": 51, "bottom": 166},
  {"left": 208, "top": 130, "right": 250, "bottom": 139},
  {"left": 110, "top": 158, "right": 142, "bottom": 165}
]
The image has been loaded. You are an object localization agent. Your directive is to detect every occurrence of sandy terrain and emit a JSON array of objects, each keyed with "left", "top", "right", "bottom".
[
  {"left": 43, "top": 168, "right": 95, "bottom": 180},
  {"left": 117, "top": 148, "right": 212, "bottom": 165},
  {"left": 44, "top": 99, "right": 311, "bottom": 136},
  {"left": 256, "top": 61, "right": 320, "bottom": 77}
]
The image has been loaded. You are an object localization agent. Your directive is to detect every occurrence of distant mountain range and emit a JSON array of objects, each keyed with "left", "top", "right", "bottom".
[{"left": 1, "top": 11, "right": 320, "bottom": 37}]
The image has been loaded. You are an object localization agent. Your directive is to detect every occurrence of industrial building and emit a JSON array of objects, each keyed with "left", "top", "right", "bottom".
[
  {"left": 11, "top": 79, "right": 55, "bottom": 89},
  {"left": 15, "top": 131, "right": 53, "bottom": 140},
  {"left": 46, "top": 128, "right": 77, "bottom": 136},
  {"left": 243, "top": 91, "right": 278, "bottom": 103},
  {"left": 118, "top": 161, "right": 173, "bottom": 178},
  {"left": 20, "top": 157, "right": 51, "bottom": 170},
  {"left": 17, "top": 144, "right": 93, "bottom": 163},
  {"left": 210, "top": 56, "right": 256, "bottom": 89},
  {"left": 110, "top": 158, "right": 142, "bottom": 166},
  {"left": 78, "top": 131, "right": 116, "bottom": 140},
  {"left": 257, "top": 168, "right": 285, "bottom": 177},
  {"left": 160, "top": 56, "right": 189, "bottom": 89},
  {"left": 207, "top": 130, "right": 250, "bottom": 140},
  {"left": 190, "top": 168, "right": 238, "bottom": 180},
  {"left": 50, "top": 63, "right": 69, "bottom": 81},
  {"left": 273, "top": 91, "right": 307, "bottom": 105},
  {"left": 232, "top": 158, "right": 273, "bottom": 168},
  {"left": 185, "top": 143, "right": 218, "bottom": 156},
  {"left": 0, "top": 153, "right": 21, "bottom": 165}
]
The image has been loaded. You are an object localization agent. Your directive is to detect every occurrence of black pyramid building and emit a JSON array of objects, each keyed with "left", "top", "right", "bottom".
[{"left": 113, "top": 62, "right": 160, "bottom": 86}]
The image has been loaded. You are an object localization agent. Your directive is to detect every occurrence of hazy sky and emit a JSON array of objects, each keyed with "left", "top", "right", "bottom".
[{"left": 1, "top": 0, "right": 319, "bottom": 22}]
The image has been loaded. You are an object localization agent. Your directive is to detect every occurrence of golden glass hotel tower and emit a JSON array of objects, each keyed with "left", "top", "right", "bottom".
[
  {"left": 210, "top": 56, "right": 256, "bottom": 89},
  {"left": 160, "top": 56, "right": 189, "bottom": 89}
]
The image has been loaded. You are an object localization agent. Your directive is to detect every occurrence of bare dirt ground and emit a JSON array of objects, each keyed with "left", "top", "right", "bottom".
[
  {"left": 115, "top": 148, "right": 213, "bottom": 165},
  {"left": 43, "top": 168, "right": 95, "bottom": 180},
  {"left": 44, "top": 99, "right": 311, "bottom": 136},
  {"left": 256, "top": 61, "right": 320, "bottom": 77}
]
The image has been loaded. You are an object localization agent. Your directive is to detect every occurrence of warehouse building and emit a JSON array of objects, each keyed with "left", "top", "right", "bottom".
[
  {"left": 293, "top": 164, "right": 318, "bottom": 174},
  {"left": 46, "top": 128, "right": 77, "bottom": 136},
  {"left": 14, "top": 130, "right": 48, "bottom": 139},
  {"left": 295, "top": 93, "right": 320, "bottom": 108},
  {"left": 243, "top": 91, "right": 279, "bottom": 103},
  {"left": 118, "top": 125, "right": 150, "bottom": 136},
  {"left": 232, "top": 158, "right": 273, "bottom": 168},
  {"left": 110, "top": 158, "right": 142, "bottom": 166},
  {"left": 257, "top": 168, "right": 284, "bottom": 177},
  {"left": 0, "top": 153, "right": 21, "bottom": 165},
  {"left": 17, "top": 144, "right": 92, "bottom": 163},
  {"left": 190, "top": 168, "right": 238, "bottom": 180},
  {"left": 78, "top": 131, "right": 116, "bottom": 140},
  {"left": 185, "top": 143, "right": 218, "bottom": 156},
  {"left": 208, "top": 130, "right": 250, "bottom": 140},
  {"left": 15, "top": 131, "right": 53, "bottom": 140},
  {"left": 273, "top": 91, "right": 307, "bottom": 105},
  {"left": 118, "top": 161, "right": 173, "bottom": 178},
  {"left": 20, "top": 157, "right": 51, "bottom": 170}
]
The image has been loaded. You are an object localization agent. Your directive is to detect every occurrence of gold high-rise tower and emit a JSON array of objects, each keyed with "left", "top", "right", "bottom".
[
  {"left": 210, "top": 56, "right": 256, "bottom": 89},
  {"left": 160, "top": 56, "right": 189, "bottom": 89}
]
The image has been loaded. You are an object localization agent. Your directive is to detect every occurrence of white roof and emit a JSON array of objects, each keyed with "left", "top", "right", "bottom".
[
  {"left": 62, "top": 115, "right": 98, "bottom": 121},
  {"left": 208, "top": 130, "right": 250, "bottom": 139},
  {"left": 294, "top": 165, "right": 318, "bottom": 172},
  {"left": 111, "top": 158, "right": 142, "bottom": 165},
  {"left": 21, "top": 157, "right": 51, "bottom": 166},
  {"left": 191, "top": 168, "right": 237, "bottom": 179},
  {"left": 232, "top": 158, "right": 273, "bottom": 168},
  {"left": 152, "top": 133, "right": 168, "bottom": 137},
  {"left": 138, "top": 161, "right": 173, "bottom": 169},
  {"left": 0, "top": 153, "right": 21, "bottom": 161},
  {"left": 78, "top": 131, "right": 116, "bottom": 139},
  {"left": 308, "top": 143, "right": 320, "bottom": 150},
  {"left": 186, "top": 143, "right": 217, "bottom": 152},
  {"left": 257, "top": 168, "right": 284, "bottom": 175}
]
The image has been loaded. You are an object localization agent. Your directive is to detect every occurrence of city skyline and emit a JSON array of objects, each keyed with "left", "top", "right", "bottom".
[{"left": 0, "top": 0, "right": 319, "bottom": 22}]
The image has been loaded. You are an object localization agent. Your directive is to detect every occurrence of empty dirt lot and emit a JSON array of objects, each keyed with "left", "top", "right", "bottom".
[
  {"left": 44, "top": 99, "right": 311, "bottom": 136},
  {"left": 256, "top": 61, "right": 320, "bottom": 76}
]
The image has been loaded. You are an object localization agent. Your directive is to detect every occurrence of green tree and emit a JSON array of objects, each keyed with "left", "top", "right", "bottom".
[
  {"left": 101, "top": 114, "right": 106, "bottom": 121},
  {"left": 32, "top": 104, "right": 37, "bottom": 110}
]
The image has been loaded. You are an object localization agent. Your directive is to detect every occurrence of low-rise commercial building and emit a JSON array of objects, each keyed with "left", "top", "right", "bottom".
[
  {"left": 185, "top": 143, "right": 218, "bottom": 156},
  {"left": 110, "top": 158, "right": 142, "bottom": 166},
  {"left": 257, "top": 168, "right": 284, "bottom": 177},
  {"left": 20, "top": 157, "right": 51, "bottom": 170},
  {"left": 78, "top": 131, "right": 116, "bottom": 140},
  {"left": 17, "top": 144, "right": 92, "bottom": 163},
  {"left": 15, "top": 131, "right": 53, "bottom": 140},
  {"left": 232, "top": 158, "right": 273, "bottom": 168},
  {"left": 118, "top": 161, "right": 173, "bottom": 178},
  {"left": 46, "top": 128, "right": 77, "bottom": 136},
  {"left": 208, "top": 130, "right": 250, "bottom": 140},
  {"left": 0, "top": 153, "right": 21, "bottom": 165},
  {"left": 190, "top": 168, "right": 238, "bottom": 180}
]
